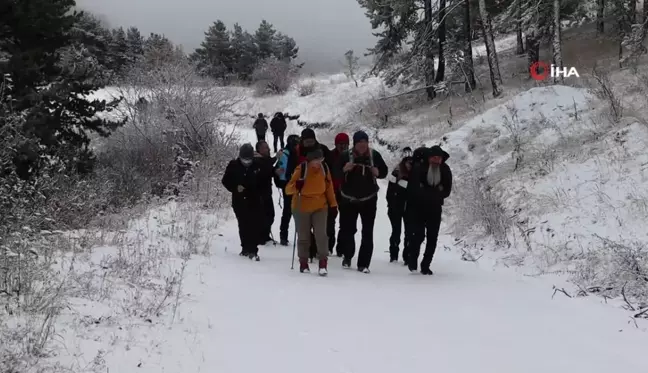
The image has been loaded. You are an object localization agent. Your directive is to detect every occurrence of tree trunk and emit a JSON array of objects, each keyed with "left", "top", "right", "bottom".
[
  {"left": 629, "top": 0, "right": 637, "bottom": 24},
  {"left": 597, "top": 0, "right": 605, "bottom": 34},
  {"left": 464, "top": 0, "right": 477, "bottom": 91},
  {"left": 478, "top": 0, "right": 503, "bottom": 97},
  {"left": 424, "top": 0, "right": 436, "bottom": 99},
  {"left": 435, "top": 0, "right": 447, "bottom": 82},
  {"left": 552, "top": 0, "right": 564, "bottom": 84},
  {"left": 526, "top": 31, "right": 540, "bottom": 78},
  {"left": 516, "top": 0, "right": 525, "bottom": 54}
]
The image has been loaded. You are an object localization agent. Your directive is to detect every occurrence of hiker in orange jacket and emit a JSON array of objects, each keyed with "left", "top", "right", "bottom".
[{"left": 285, "top": 147, "right": 337, "bottom": 275}]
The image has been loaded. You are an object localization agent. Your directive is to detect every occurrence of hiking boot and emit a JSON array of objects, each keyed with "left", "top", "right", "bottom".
[
  {"left": 342, "top": 258, "right": 351, "bottom": 269},
  {"left": 239, "top": 251, "right": 248, "bottom": 256},
  {"left": 318, "top": 259, "right": 328, "bottom": 276},
  {"left": 358, "top": 267, "right": 371, "bottom": 274},
  {"left": 389, "top": 258, "right": 398, "bottom": 263},
  {"left": 248, "top": 253, "right": 260, "bottom": 261},
  {"left": 421, "top": 268, "right": 433, "bottom": 275},
  {"left": 299, "top": 259, "right": 310, "bottom": 273}
]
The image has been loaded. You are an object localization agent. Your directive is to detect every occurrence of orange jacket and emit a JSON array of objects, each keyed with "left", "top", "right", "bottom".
[{"left": 285, "top": 162, "right": 337, "bottom": 212}]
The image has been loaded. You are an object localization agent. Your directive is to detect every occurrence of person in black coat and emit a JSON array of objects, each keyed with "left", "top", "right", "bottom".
[
  {"left": 221, "top": 143, "right": 265, "bottom": 260},
  {"left": 270, "top": 112, "right": 287, "bottom": 153},
  {"left": 405, "top": 145, "right": 452, "bottom": 275},
  {"left": 386, "top": 155, "right": 413, "bottom": 263},
  {"left": 254, "top": 140, "right": 277, "bottom": 244},
  {"left": 337, "top": 130, "right": 389, "bottom": 273},
  {"left": 253, "top": 113, "right": 268, "bottom": 142}
]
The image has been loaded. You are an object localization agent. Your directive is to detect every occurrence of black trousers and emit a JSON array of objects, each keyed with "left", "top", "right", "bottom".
[
  {"left": 279, "top": 192, "right": 292, "bottom": 242},
  {"left": 387, "top": 203, "right": 409, "bottom": 261},
  {"left": 234, "top": 204, "right": 261, "bottom": 255},
  {"left": 260, "top": 193, "right": 275, "bottom": 243},
  {"left": 338, "top": 196, "right": 378, "bottom": 268},
  {"left": 326, "top": 206, "right": 339, "bottom": 253},
  {"left": 256, "top": 131, "right": 266, "bottom": 142},
  {"left": 408, "top": 206, "right": 443, "bottom": 271},
  {"left": 273, "top": 133, "right": 285, "bottom": 153}
]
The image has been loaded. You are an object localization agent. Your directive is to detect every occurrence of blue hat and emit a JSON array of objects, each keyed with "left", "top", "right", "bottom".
[{"left": 352, "top": 130, "right": 369, "bottom": 144}]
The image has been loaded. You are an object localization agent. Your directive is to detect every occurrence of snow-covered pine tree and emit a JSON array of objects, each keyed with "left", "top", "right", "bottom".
[
  {"left": 273, "top": 32, "right": 299, "bottom": 61},
  {"left": 344, "top": 50, "right": 360, "bottom": 87},
  {"left": 192, "top": 21, "right": 234, "bottom": 82},
  {"left": 478, "top": 0, "right": 503, "bottom": 96},
  {"left": 230, "top": 23, "right": 258, "bottom": 81},
  {"left": 144, "top": 33, "right": 178, "bottom": 67},
  {"left": 552, "top": 0, "right": 564, "bottom": 83},
  {"left": 255, "top": 20, "right": 277, "bottom": 60},
  {"left": 126, "top": 27, "right": 145, "bottom": 65},
  {"left": 0, "top": 0, "right": 124, "bottom": 177},
  {"left": 109, "top": 27, "right": 129, "bottom": 77},
  {"left": 69, "top": 11, "right": 114, "bottom": 83}
]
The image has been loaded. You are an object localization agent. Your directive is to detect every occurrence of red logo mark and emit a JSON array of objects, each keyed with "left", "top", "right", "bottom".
[{"left": 529, "top": 61, "right": 549, "bottom": 81}]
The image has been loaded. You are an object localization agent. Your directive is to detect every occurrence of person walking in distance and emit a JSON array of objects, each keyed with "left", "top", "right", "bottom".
[
  {"left": 253, "top": 113, "right": 268, "bottom": 142},
  {"left": 274, "top": 134, "right": 300, "bottom": 246},
  {"left": 386, "top": 154, "right": 413, "bottom": 263},
  {"left": 270, "top": 112, "right": 287, "bottom": 153},
  {"left": 327, "top": 132, "right": 349, "bottom": 256},
  {"left": 254, "top": 140, "right": 277, "bottom": 244},
  {"left": 221, "top": 143, "right": 264, "bottom": 260},
  {"left": 285, "top": 147, "right": 337, "bottom": 275},
  {"left": 406, "top": 145, "right": 452, "bottom": 275},
  {"left": 337, "top": 131, "right": 388, "bottom": 273}
]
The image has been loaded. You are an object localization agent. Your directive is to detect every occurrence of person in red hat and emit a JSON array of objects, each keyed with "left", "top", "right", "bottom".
[{"left": 327, "top": 132, "right": 349, "bottom": 256}]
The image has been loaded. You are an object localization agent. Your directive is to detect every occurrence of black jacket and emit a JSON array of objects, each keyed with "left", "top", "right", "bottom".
[
  {"left": 407, "top": 162, "right": 452, "bottom": 208},
  {"left": 270, "top": 116, "right": 287, "bottom": 134},
  {"left": 338, "top": 149, "right": 388, "bottom": 201},
  {"left": 253, "top": 118, "right": 268, "bottom": 134},
  {"left": 221, "top": 158, "right": 264, "bottom": 208},
  {"left": 254, "top": 155, "right": 276, "bottom": 196},
  {"left": 386, "top": 169, "right": 409, "bottom": 211}
]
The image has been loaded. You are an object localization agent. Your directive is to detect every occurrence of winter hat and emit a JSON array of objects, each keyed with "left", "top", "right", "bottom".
[
  {"left": 352, "top": 130, "right": 369, "bottom": 144},
  {"left": 301, "top": 128, "right": 316, "bottom": 140},
  {"left": 258, "top": 113, "right": 264, "bottom": 118},
  {"left": 306, "top": 147, "right": 324, "bottom": 161},
  {"left": 412, "top": 146, "right": 428, "bottom": 162},
  {"left": 239, "top": 143, "right": 254, "bottom": 160},
  {"left": 334, "top": 132, "right": 350, "bottom": 144},
  {"left": 428, "top": 145, "right": 449, "bottom": 161}
]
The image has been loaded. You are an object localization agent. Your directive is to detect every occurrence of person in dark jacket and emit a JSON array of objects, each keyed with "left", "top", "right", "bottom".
[
  {"left": 337, "top": 131, "right": 389, "bottom": 273},
  {"left": 327, "top": 132, "right": 349, "bottom": 256},
  {"left": 221, "top": 143, "right": 264, "bottom": 260},
  {"left": 386, "top": 155, "right": 413, "bottom": 263},
  {"left": 285, "top": 128, "right": 333, "bottom": 260},
  {"left": 270, "top": 112, "right": 287, "bottom": 153},
  {"left": 274, "top": 134, "right": 300, "bottom": 245},
  {"left": 406, "top": 145, "right": 452, "bottom": 275},
  {"left": 255, "top": 140, "right": 276, "bottom": 244},
  {"left": 253, "top": 113, "right": 268, "bottom": 142}
]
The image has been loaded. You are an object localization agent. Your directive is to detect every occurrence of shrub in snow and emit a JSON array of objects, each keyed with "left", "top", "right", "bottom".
[
  {"left": 297, "top": 80, "right": 316, "bottom": 96},
  {"left": 252, "top": 56, "right": 297, "bottom": 95}
]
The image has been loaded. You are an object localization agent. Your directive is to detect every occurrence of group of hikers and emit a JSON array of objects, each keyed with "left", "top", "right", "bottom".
[{"left": 222, "top": 113, "right": 452, "bottom": 277}]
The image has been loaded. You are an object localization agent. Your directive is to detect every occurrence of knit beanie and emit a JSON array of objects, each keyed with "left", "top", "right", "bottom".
[
  {"left": 239, "top": 143, "right": 254, "bottom": 160},
  {"left": 335, "top": 132, "right": 350, "bottom": 144},
  {"left": 352, "top": 130, "right": 369, "bottom": 145},
  {"left": 301, "top": 128, "right": 316, "bottom": 140}
]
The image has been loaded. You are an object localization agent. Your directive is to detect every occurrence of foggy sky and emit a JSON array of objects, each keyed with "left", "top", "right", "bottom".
[{"left": 76, "top": 0, "right": 377, "bottom": 73}]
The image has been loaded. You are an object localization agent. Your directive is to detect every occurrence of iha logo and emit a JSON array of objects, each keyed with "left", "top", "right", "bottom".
[{"left": 529, "top": 62, "right": 580, "bottom": 80}]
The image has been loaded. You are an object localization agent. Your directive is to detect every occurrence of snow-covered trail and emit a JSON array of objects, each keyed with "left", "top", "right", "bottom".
[{"left": 158, "top": 180, "right": 648, "bottom": 373}]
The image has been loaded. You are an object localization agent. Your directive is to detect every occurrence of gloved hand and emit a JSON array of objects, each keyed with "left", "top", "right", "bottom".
[{"left": 296, "top": 179, "right": 304, "bottom": 191}]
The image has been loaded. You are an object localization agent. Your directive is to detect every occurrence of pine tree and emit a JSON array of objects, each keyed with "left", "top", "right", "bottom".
[
  {"left": 230, "top": 23, "right": 257, "bottom": 80},
  {"left": 273, "top": 32, "right": 299, "bottom": 61},
  {"left": 463, "top": 0, "right": 477, "bottom": 91},
  {"left": 0, "top": 0, "right": 124, "bottom": 178},
  {"left": 109, "top": 27, "right": 129, "bottom": 76},
  {"left": 255, "top": 20, "right": 277, "bottom": 60},
  {"left": 192, "top": 21, "right": 233, "bottom": 81},
  {"left": 435, "top": 0, "right": 447, "bottom": 83},
  {"left": 145, "top": 33, "right": 178, "bottom": 67},
  {"left": 478, "top": 0, "right": 503, "bottom": 96},
  {"left": 515, "top": 0, "right": 525, "bottom": 54},
  {"left": 126, "top": 26, "right": 145, "bottom": 64},
  {"left": 69, "top": 11, "right": 113, "bottom": 81}
]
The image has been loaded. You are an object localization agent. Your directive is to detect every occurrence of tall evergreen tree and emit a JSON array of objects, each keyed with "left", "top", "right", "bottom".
[
  {"left": 192, "top": 21, "right": 233, "bottom": 81},
  {"left": 0, "top": 0, "right": 124, "bottom": 177},
  {"left": 273, "top": 32, "right": 299, "bottom": 61},
  {"left": 109, "top": 27, "right": 129, "bottom": 75},
  {"left": 144, "top": 33, "right": 177, "bottom": 66},
  {"left": 230, "top": 23, "right": 257, "bottom": 80},
  {"left": 255, "top": 20, "right": 277, "bottom": 59},
  {"left": 126, "top": 26, "right": 145, "bottom": 64}
]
